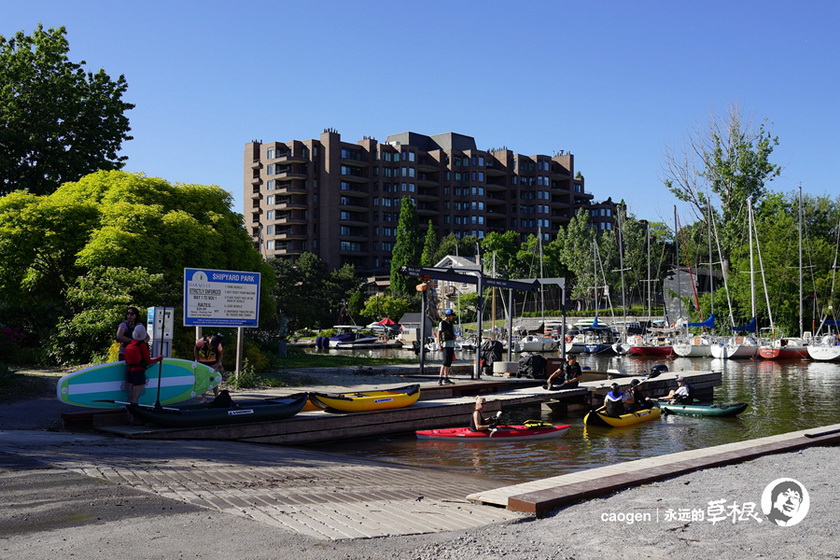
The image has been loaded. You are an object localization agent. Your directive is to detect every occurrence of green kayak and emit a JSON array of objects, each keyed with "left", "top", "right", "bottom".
[{"left": 655, "top": 400, "right": 748, "bottom": 417}]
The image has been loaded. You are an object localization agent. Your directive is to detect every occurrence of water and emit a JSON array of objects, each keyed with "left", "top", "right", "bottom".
[{"left": 312, "top": 351, "right": 840, "bottom": 482}]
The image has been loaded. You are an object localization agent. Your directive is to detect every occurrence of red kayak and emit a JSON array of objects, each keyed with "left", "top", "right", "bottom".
[{"left": 416, "top": 423, "right": 571, "bottom": 441}]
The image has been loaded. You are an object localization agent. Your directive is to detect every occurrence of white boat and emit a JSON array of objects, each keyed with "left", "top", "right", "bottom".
[
  {"left": 563, "top": 332, "right": 586, "bottom": 354},
  {"left": 806, "top": 334, "right": 840, "bottom": 362},
  {"left": 328, "top": 325, "right": 378, "bottom": 348},
  {"left": 518, "top": 334, "right": 557, "bottom": 352},
  {"left": 673, "top": 334, "right": 713, "bottom": 357},
  {"left": 710, "top": 334, "right": 759, "bottom": 359}
]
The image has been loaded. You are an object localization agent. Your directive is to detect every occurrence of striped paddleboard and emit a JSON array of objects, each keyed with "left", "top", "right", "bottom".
[{"left": 56, "top": 358, "right": 221, "bottom": 408}]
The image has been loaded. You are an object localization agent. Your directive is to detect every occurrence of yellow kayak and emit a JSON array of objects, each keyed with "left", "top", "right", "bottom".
[
  {"left": 309, "top": 384, "right": 421, "bottom": 413},
  {"left": 583, "top": 405, "right": 661, "bottom": 427}
]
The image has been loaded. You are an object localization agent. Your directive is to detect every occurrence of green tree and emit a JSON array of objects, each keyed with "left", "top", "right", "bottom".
[
  {"left": 389, "top": 197, "right": 422, "bottom": 297},
  {"left": 361, "top": 294, "right": 412, "bottom": 323},
  {"left": 0, "top": 171, "right": 274, "bottom": 363},
  {"left": 421, "top": 220, "right": 438, "bottom": 267},
  {"left": 662, "top": 104, "right": 781, "bottom": 265},
  {"left": 432, "top": 233, "right": 478, "bottom": 264},
  {"left": 0, "top": 25, "right": 134, "bottom": 196}
]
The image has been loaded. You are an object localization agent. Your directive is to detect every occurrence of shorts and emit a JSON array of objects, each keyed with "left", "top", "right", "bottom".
[
  {"left": 442, "top": 347, "right": 455, "bottom": 367},
  {"left": 127, "top": 369, "right": 146, "bottom": 386}
]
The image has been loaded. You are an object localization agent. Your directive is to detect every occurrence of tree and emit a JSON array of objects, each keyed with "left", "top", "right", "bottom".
[
  {"left": 0, "top": 171, "right": 274, "bottom": 363},
  {"left": 421, "top": 220, "right": 438, "bottom": 267},
  {"left": 389, "top": 197, "right": 422, "bottom": 297},
  {"left": 662, "top": 104, "right": 781, "bottom": 265},
  {"left": 0, "top": 25, "right": 134, "bottom": 196},
  {"left": 361, "top": 294, "right": 412, "bottom": 323}
]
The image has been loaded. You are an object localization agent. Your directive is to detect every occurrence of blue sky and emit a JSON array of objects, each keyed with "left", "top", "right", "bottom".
[{"left": 4, "top": 1, "right": 838, "bottom": 225}]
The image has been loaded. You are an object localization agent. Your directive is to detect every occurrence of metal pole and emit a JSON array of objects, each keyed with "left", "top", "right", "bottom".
[{"left": 419, "top": 288, "right": 426, "bottom": 374}]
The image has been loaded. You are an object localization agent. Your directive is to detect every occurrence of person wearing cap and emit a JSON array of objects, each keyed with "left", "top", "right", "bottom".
[
  {"left": 544, "top": 354, "right": 582, "bottom": 390},
  {"left": 437, "top": 309, "right": 457, "bottom": 385},
  {"left": 659, "top": 376, "right": 691, "bottom": 404},
  {"left": 603, "top": 383, "right": 625, "bottom": 416},
  {"left": 123, "top": 324, "right": 163, "bottom": 422}
]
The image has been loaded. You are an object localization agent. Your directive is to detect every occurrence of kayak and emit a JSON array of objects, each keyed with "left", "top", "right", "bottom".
[
  {"left": 125, "top": 393, "right": 309, "bottom": 428},
  {"left": 416, "top": 423, "right": 571, "bottom": 441},
  {"left": 583, "top": 406, "right": 661, "bottom": 427},
  {"left": 655, "top": 400, "right": 748, "bottom": 417},
  {"left": 309, "top": 384, "right": 420, "bottom": 413}
]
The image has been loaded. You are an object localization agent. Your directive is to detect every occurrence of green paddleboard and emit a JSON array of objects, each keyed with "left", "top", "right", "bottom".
[{"left": 56, "top": 358, "right": 221, "bottom": 408}]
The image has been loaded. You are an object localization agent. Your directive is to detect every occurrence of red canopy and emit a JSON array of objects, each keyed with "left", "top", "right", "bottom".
[{"left": 378, "top": 317, "right": 397, "bottom": 325}]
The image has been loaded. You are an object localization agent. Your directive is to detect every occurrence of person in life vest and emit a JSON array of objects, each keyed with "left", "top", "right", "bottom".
[
  {"left": 195, "top": 334, "right": 224, "bottom": 396},
  {"left": 603, "top": 383, "right": 625, "bottom": 416},
  {"left": 123, "top": 324, "right": 163, "bottom": 423}
]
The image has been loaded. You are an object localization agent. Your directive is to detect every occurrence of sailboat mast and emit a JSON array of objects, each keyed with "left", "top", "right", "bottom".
[
  {"left": 748, "top": 197, "right": 756, "bottom": 320},
  {"left": 799, "top": 185, "right": 804, "bottom": 337}
]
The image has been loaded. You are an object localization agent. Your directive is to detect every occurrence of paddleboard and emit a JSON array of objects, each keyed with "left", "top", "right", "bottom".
[{"left": 56, "top": 358, "right": 221, "bottom": 408}]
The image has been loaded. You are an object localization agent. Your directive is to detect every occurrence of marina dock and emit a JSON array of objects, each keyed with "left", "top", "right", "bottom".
[{"left": 86, "top": 370, "right": 720, "bottom": 445}]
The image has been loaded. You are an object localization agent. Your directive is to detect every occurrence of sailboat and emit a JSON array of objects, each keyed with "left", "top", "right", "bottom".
[
  {"left": 710, "top": 199, "right": 759, "bottom": 359},
  {"left": 673, "top": 314, "right": 714, "bottom": 357},
  {"left": 758, "top": 187, "right": 810, "bottom": 360},
  {"left": 807, "top": 215, "right": 840, "bottom": 362}
]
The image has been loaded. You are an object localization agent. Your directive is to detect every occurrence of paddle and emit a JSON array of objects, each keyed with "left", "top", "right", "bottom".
[
  {"left": 153, "top": 358, "right": 164, "bottom": 410},
  {"left": 94, "top": 399, "right": 179, "bottom": 411},
  {"left": 488, "top": 411, "right": 502, "bottom": 438}
]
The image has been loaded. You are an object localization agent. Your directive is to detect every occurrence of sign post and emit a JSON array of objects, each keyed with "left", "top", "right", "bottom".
[{"left": 183, "top": 268, "right": 261, "bottom": 381}]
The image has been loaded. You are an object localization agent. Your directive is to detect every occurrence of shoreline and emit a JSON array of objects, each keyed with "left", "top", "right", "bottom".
[{"left": 1, "top": 369, "right": 838, "bottom": 558}]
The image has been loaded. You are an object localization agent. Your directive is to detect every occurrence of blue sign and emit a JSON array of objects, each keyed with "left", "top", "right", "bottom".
[{"left": 183, "top": 268, "right": 261, "bottom": 327}]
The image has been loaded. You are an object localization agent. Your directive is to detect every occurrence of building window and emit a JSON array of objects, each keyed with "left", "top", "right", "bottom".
[
  {"left": 267, "top": 180, "right": 275, "bottom": 190},
  {"left": 267, "top": 210, "right": 274, "bottom": 220},
  {"left": 266, "top": 148, "right": 274, "bottom": 159},
  {"left": 267, "top": 164, "right": 274, "bottom": 175},
  {"left": 267, "top": 195, "right": 274, "bottom": 205}
]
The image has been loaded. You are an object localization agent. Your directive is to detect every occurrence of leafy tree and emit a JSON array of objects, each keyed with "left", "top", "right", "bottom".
[
  {"left": 268, "top": 254, "right": 363, "bottom": 331},
  {"left": 389, "top": 197, "right": 422, "bottom": 297},
  {"left": 361, "top": 294, "right": 412, "bottom": 323},
  {"left": 432, "top": 233, "right": 478, "bottom": 264},
  {"left": 662, "top": 104, "right": 781, "bottom": 265},
  {"left": 0, "top": 171, "right": 274, "bottom": 364},
  {"left": 547, "top": 210, "right": 597, "bottom": 306},
  {"left": 0, "top": 25, "right": 134, "bottom": 196},
  {"left": 421, "top": 220, "right": 438, "bottom": 267}
]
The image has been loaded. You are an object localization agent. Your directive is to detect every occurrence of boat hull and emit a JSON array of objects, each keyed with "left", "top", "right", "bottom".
[
  {"left": 656, "top": 400, "right": 748, "bottom": 417},
  {"left": 310, "top": 384, "right": 421, "bottom": 412},
  {"left": 583, "top": 406, "right": 661, "bottom": 427},
  {"left": 416, "top": 424, "right": 571, "bottom": 441},
  {"left": 127, "top": 393, "right": 309, "bottom": 428},
  {"left": 757, "top": 347, "right": 809, "bottom": 360},
  {"left": 626, "top": 345, "right": 675, "bottom": 356}
]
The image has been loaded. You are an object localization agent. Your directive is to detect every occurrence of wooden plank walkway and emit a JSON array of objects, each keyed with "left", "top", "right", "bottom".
[
  {"left": 466, "top": 423, "right": 840, "bottom": 516},
  {"left": 92, "top": 371, "right": 717, "bottom": 445}
]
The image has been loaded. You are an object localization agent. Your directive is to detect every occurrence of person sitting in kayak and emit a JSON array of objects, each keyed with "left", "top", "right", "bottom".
[
  {"left": 626, "top": 378, "right": 654, "bottom": 410},
  {"left": 659, "top": 377, "right": 691, "bottom": 404},
  {"left": 470, "top": 397, "right": 498, "bottom": 432},
  {"left": 603, "top": 383, "right": 625, "bottom": 416}
]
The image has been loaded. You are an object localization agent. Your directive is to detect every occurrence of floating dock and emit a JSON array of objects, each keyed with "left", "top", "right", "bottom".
[{"left": 86, "top": 371, "right": 719, "bottom": 445}]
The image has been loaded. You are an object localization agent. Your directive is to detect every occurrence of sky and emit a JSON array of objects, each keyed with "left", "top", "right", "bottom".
[{"left": 4, "top": 0, "right": 839, "bottom": 226}]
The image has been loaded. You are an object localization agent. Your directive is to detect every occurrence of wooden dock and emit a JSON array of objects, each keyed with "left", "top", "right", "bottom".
[{"left": 90, "top": 371, "right": 719, "bottom": 445}]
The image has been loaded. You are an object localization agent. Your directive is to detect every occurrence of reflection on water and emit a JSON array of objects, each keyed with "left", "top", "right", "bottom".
[{"left": 315, "top": 353, "right": 840, "bottom": 482}]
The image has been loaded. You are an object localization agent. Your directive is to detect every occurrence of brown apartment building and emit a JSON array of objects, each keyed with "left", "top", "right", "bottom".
[{"left": 244, "top": 130, "right": 614, "bottom": 276}]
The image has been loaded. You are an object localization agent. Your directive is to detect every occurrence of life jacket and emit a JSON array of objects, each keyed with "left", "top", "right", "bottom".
[
  {"left": 196, "top": 338, "right": 219, "bottom": 362},
  {"left": 124, "top": 340, "right": 146, "bottom": 369}
]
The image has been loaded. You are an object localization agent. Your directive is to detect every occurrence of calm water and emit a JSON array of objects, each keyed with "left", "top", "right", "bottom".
[{"left": 312, "top": 351, "right": 840, "bottom": 482}]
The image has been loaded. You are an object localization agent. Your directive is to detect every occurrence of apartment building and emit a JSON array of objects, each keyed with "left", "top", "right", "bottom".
[{"left": 244, "top": 130, "right": 602, "bottom": 275}]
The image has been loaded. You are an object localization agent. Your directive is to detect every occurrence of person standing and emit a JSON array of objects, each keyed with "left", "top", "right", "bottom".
[
  {"left": 115, "top": 307, "right": 144, "bottom": 361},
  {"left": 195, "top": 333, "right": 224, "bottom": 396},
  {"left": 123, "top": 324, "right": 162, "bottom": 424},
  {"left": 437, "top": 309, "right": 457, "bottom": 385}
]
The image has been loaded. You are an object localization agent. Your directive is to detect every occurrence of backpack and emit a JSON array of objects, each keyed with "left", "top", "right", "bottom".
[{"left": 124, "top": 341, "right": 144, "bottom": 366}]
